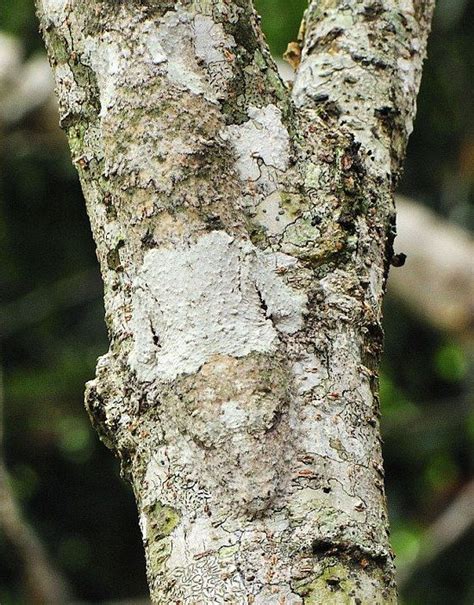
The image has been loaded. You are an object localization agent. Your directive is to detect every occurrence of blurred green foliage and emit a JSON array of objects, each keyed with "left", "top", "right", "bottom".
[
  {"left": 0, "top": 0, "right": 41, "bottom": 56},
  {"left": 254, "top": 0, "right": 307, "bottom": 55},
  {"left": 0, "top": 0, "right": 472, "bottom": 603}
]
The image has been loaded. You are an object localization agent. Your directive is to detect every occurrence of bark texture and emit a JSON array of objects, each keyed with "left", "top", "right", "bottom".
[{"left": 36, "top": 0, "right": 434, "bottom": 602}]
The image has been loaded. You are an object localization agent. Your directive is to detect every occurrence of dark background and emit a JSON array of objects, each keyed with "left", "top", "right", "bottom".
[{"left": 0, "top": 0, "right": 472, "bottom": 603}]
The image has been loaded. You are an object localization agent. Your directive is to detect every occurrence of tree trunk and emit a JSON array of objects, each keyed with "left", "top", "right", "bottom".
[{"left": 36, "top": 1, "right": 434, "bottom": 602}]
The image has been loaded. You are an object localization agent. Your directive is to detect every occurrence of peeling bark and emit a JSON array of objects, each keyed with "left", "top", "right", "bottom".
[{"left": 36, "top": 0, "right": 434, "bottom": 602}]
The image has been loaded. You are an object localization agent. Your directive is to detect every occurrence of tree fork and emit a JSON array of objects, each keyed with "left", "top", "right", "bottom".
[{"left": 36, "top": 0, "right": 434, "bottom": 602}]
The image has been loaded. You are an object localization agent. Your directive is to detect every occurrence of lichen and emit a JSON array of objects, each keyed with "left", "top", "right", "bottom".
[
  {"left": 36, "top": 0, "right": 434, "bottom": 600},
  {"left": 128, "top": 231, "right": 306, "bottom": 382}
]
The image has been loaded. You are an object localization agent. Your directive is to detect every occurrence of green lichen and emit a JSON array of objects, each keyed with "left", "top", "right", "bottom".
[
  {"left": 253, "top": 49, "right": 267, "bottom": 71},
  {"left": 150, "top": 502, "right": 180, "bottom": 539},
  {"left": 247, "top": 221, "right": 268, "bottom": 247},
  {"left": 279, "top": 191, "right": 306, "bottom": 218},
  {"left": 67, "top": 122, "right": 88, "bottom": 157},
  {"left": 293, "top": 562, "right": 395, "bottom": 604},
  {"left": 304, "top": 163, "right": 323, "bottom": 189},
  {"left": 294, "top": 563, "right": 353, "bottom": 604},
  {"left": 143, "top": 502, "right": 181, "bottom": 569},
  {"left": 218, "top": 544, "right": 239, "bottom": 559},
  {"left": 148, "top": 535, "right": 173, "bottom": 569},
  {"left": 282, "top": 219, "right": 347, "bottom": 267},
  {"left": 267, "top": 67, "right": 291, "bottom": 103},
  {"left": 43, "top": 27, "right": 70, "bottom": 65}
]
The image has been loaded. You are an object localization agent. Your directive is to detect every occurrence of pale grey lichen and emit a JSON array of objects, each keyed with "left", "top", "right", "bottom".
[
  {"left": 129, "top": 231, "right": 306, "bottom": 382},
  {"left": 256, "top": 191, "right": 295, "bottom": 237},
  {"left": 41, "top": 0, "right": 68, "bottom": 25},
  {"left": 222, "top": 104, "right": 290, "bottom": 186}
]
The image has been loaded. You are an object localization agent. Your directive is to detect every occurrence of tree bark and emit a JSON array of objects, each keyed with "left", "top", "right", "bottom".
[{"left": 36, "top": 1, "right": 434, "bottom": 602}]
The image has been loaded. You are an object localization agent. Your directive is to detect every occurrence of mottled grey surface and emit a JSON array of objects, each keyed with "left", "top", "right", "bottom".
[{"left": 36, "top": 0, "right": 434, "bottom": 602}]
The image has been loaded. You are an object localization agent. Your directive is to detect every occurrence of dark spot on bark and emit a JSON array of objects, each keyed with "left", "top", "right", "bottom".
[
  {"left": 398, "top": 12, "right": 409, "bottom": 27},
  {"left": 337, "top": 212, "right": 355, "bottom": 234},
  {"left": 150, "top": 321, "right": 161, "bottom": 348},
  {"left": 309, "top": 27, "right": 344, "bottom": 51},
  {"left": 102, "top": 192, "right": 118, "bottom": 220},
  {"left": 363, "top": 2, "right": 384, "bottom": 21},
  {"left": 246, "top": 573, "right": 255, "bottom": 581},
  {"left": 205, "top": 214, "right": 224, "bottom": 230},
  {"left": 85, "top": 386, "right": 106, "bottom": 425},
  {"left": 375, "top": 106, "right": 403, "bottom": 155},
  {"left": 390, "top": 252, "right": 407, "bottom": 267},
  {"left": 231, "top": 14, "right": 258, "bottom": 55},
  {"left": 326, "top": 576, "right": 341, "bottom": 590},
  {"left": 320, "top": 100, "right": 342, "bottom": 120},
  {"left": 138, "top": 392, "right": 153, "bottom": 413},
  {"left": 375, "top": 105, "right": 398, "bottom": 120},
  {"left": 255, "top": 284, "right": 268, "bottom": 315},
  {"left": 311, "top": 538, "right": 334, "bottom": 555},
  {"left": 350, "top": 52, "right": 389, "bottom": 70},
  {"left": 312, "top": 93, "right": 329, "bottom": 103},
  {"left": 107, "top": 248, "right": 122, "bottom": 271},
  {"left": 343, "top": 139, "right": 365, "bottom": 176},
  {"left": 383, "top": 212, "right": 397, "bottom": 281},
  {"left": 311, "top": 537, "right": 390, "bottom": 566},
  {"left": 118, "top": 447, "right": 134, "bottom": 482},
  {"left": 85, "top": 385, "right": 117, "bottom": 449},
  {"left": 265, "top": 409, "right": 283, "bottom": 434},
  {"left": 141, "top": 230, "right": 156, "bottom": 249}
]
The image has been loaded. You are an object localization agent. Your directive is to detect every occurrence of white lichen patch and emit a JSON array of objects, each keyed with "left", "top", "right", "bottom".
[
  {"left": 254, "top": 252, "right": 306, "bottom": 334},
  {"left": 254, "top": 586, "right": 302, "bottom": 604},
  {"left": 80, "top": 8, "right": 233, "bottom": 121},
  {"left": 167, "top": 516, "right": 233, "bottom": 569},
  {"left": 141, "top": 22, "right": 167, "bottom": 65},
  {"left": 219, "top": 400, "right": 249, "bottom": 430},
  {"left": 81, "top": 34, "right": 128, "bottom": 117},
  {"left": 222, "top": 104, "right": 290, "bottom": 186},
  {"left": 157, "top": 11, "right": 207, "bottom": 97},
  {"left": 40, "top": 0, "right": 69, "bottom": 25},
  {"left": 291, "top": 352, "right": 328, "bottom": 394},
  {"left": 293, "top": 52, "right": 391, "bottom": 168},
  {"left": 129, "top": 231, "right": 306, "bottom": 382},
  {"left": 141, "top": 454, "right": 168, "bottom": 510},
  {"left": 193, "top": 15, "right": 235, "bottom": 99},
  {"left": 145, "top": 9, "right": 236, "bottom": 102},
  {"left": 256, "top": 191, "right": 295, "bottom": 237},
  {"left": 194, "top": 15, "right": 234, "bottom": 65},
  {"left": 369, "top": 263, "right": 384, "bottom": 309},
  {"left": 288, "top": 484, "right": 366, "bottom": 526}
]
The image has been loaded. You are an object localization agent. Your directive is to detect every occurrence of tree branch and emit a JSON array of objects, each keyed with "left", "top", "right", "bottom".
[
  {"left": 0, "top": 367, "right": 70, "bottom": 604},
  {"left": 397, "top": 479, "right": 474, "bottom": 588},
  {"left": 391, "top": 196, "right": 474, "bottom": 338},
  {"left": 0, "top": 33, "right": 57, "bottom": 129},
  {"left": 35, "top": 1, "right": 434, "bottom": 602},
  {"left": 294, "top": 0, "right": 435, "bottom": 179},
  {"left": 7, "top": 48, "right": 473, "bottom": 343}
]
